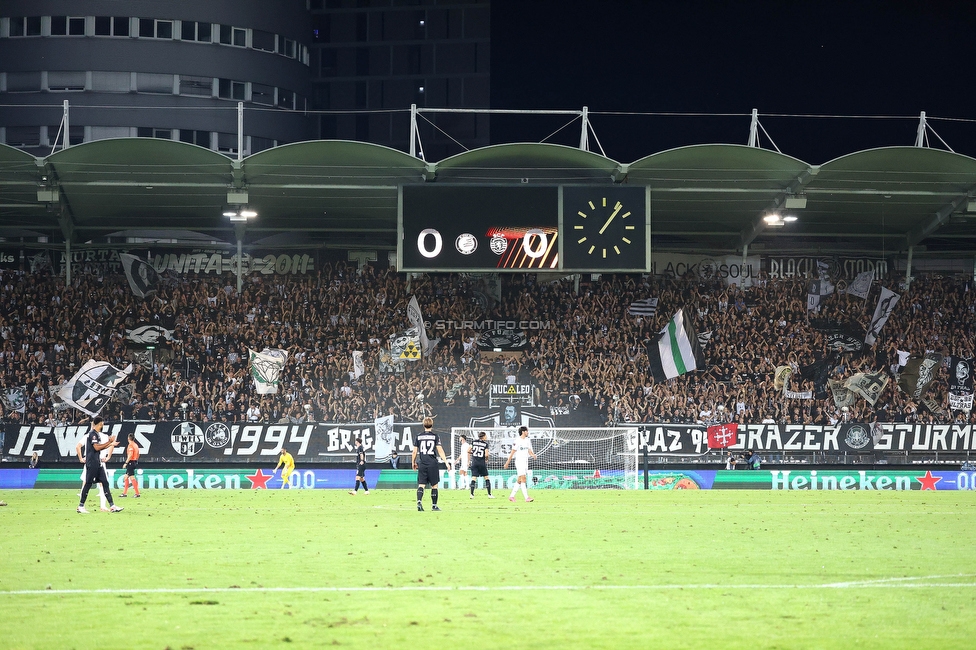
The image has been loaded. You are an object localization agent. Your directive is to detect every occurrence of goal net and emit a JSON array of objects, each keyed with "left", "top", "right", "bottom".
[{"left": 448, "top": 426, "right": 640, "bottom": 490}]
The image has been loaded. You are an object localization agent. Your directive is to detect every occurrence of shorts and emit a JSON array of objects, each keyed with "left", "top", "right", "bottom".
[
  {"left": 515, "top": 461, "right": 529, "bottom": 477},
  {"left": 458, "top": 463, "right": 470, "bottom": 473},
  {"left": 125, "top": 460, "right": 138, "bottom": 477},
  {"left": 416, "top": 462, "right": 439, "bottom": 486},
  {"left": 470, "top": 461, "right": 489, "bottom": 478},
  {"left": 356, "top": 464, "right": 366, "bottom": 478}
]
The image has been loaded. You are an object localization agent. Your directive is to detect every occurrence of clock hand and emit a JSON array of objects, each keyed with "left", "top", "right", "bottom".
[{"left": 598, "top": 202, "right": 623, "bottom": 235}]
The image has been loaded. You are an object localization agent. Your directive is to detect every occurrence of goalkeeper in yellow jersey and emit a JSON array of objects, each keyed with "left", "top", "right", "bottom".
[{"left": 275, "top": 448, "right": 296, "bottom": 489}]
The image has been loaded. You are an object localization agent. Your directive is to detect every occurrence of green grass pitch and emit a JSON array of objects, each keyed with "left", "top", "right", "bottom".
[{"left": 1, "top": 488, "right": 974, "bottom": 649}]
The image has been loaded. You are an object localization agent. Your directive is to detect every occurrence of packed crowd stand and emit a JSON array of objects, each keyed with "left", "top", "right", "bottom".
[{"left": 1, "top": 262, "right": 974, "bottom": 428}]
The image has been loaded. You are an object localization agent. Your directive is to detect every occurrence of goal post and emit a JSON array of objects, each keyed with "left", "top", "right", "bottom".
[{"left": 448, "top": 426, "right": 641, "bottom": 490}]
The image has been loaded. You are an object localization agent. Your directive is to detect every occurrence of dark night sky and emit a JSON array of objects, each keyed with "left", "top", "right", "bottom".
[{"left": 490, "top": 0, "right": 976, "bottom": 164}]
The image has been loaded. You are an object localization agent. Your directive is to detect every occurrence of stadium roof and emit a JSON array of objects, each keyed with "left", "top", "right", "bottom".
[{"left": 1, "top": 138, "right": 975, "bottom": 257}]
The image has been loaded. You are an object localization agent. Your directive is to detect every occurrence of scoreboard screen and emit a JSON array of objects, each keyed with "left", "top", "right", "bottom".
[{"left": 399, "top": 185, "right": 649, "bottom": 272}]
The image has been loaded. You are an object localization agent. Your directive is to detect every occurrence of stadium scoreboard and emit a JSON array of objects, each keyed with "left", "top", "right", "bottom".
[{"left": 398, "top": 185, "right": 650, "bottom": 272}]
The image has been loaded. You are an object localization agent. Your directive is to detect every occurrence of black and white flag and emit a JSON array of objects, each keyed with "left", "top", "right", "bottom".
[
  {"left": 48, "top": 384, "right": 70, "bottom": 411},
  {"left": 58, "top": 360, "right": 135, "bottom": 417},
  {"left": 1, "top": 386, "right": 28, "bottom": 414},
  {"left": 697, "top": 330, "right": 713, "bottom": 346},
  {"left": 845, "top": 270, "right": 874, "bottom": 299},
  {"left": 249, "top": 348, "right": 289, "bottom": 395},
  {"left": 898, "top": 353, "right": 942, "bottom": 400},
  {"left": 628, "top": 298, "right": 659, "bottom": 317},
  {"left": 824, "top": 325, "right": 866, "bottom": 353},
  {"left": 829, "top": 378, "right": 856, "bottom": 409},
  {"left": 806, "top": 278, "right": 835, "bottom": 311},
  {"left": 125, "top": 323, "right": 175, "bottom": 347},
  {"left": 119, "top": 253, "right": 159, "bottom": 298},
  {"left": 845, "top": 371, "right": 889, "bottom": 406},
  {"left": 948, "top": 356, "right": 974, "bottom": 412},
  {"left": 407, "top": 296, "right": 436, "bottom": 356},
  {"left": 865, "top": 287, "right": 900, "bottom": 345}
]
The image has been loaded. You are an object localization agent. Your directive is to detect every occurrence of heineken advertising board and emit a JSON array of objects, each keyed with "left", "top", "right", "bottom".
[{"left": 1, "top": 468, "right": 973, "bottom": 490}]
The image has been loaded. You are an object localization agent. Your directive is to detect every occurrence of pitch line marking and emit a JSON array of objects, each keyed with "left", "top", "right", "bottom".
[{"left": 2, "top": 575, "right": 975, "bottom": 597}]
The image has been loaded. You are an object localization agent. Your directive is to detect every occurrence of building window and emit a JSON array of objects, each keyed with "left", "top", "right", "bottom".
[
  {"left": 277, "top": 89, "right": 295, "bottom": 110},
  {"left": 251, "top": 83, "right": 275, "bottom": 106},
  {"left": 136, "top": 72, "right": 174, "bottom": 94},
  {"left": 219, "top": 25, "right": 246, "bottom": 47},
  {"left": 137, "top": 128, "right": 173, "bottom": 140},
  {"left": 50, "top": 16, "right": 86, "bottom": 36},
  {"left": 181, "top": 21, "right": 211, "bottom": 43},
  {"left": 47, "top": 71, "right": 87, "bottom": 91},
  {"left": 94, "top": 16, "right": 129, "bottom": 36},
  {"left": 179, "top": 130, "right": 211, "bottom": 148},
  {"left": 216, "top": 132, "right": 238, "bottom": 154},
  {"left": 5, "top": 126, "right": 40, "bottom": 147},
  {"left": 252, "top": 29, "right": 275, "bottom": 52},
  {"left": 7, "top": 16, "right": 41, "bottom": 37},
  {"left": 91, "top": 71, "right": 131, "bottom": 92},
  {"left": 278, "top": 37, "right": 296, "bottom": 58},
  {"left": 5, "top": 71, "right": 42, "bottom": 92},
  {"left": 139, "top": 18, "right": 172, "bottom": 39},
  {"left": 218, "top": 79, "right": 246, "bottom": 101},
  {"left": 179, "top": 75, "right": 213, "bottom": 97}
]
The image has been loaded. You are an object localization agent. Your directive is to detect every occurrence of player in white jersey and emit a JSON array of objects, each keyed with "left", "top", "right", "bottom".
[
  {"left": 454, "top": 435, "right": 471, "bottom": 489},
  {"left": 503, "top": 425, "right": 537, "bottom": 502}
]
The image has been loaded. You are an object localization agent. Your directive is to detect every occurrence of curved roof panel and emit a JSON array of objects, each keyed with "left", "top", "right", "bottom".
[{"left": 432, "top": 143, "right": 619, "bottom": 183}]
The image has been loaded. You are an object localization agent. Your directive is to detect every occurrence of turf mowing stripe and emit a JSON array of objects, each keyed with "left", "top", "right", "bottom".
[{"left": 3, "top": 576, "right": 975, "bottom": 596}]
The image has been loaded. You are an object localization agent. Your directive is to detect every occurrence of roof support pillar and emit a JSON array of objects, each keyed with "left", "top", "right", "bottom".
[
  {"left": 235, "top": 229, "right": 244, "bottom": 295},
  {"left": 409, "top": 104, "right": 425, "bottom": 160},
  {"left": 915, "top": 111, "right": 926, "bottom": 148},
  {"left": 741, "top": 243, "right": 749, "bottom": 287},
  {"left": 62, "top": 100, "right": 70, "bottom": 151},
  {"left": 65, "top": 239, "right": 71, "bottom": 286},
  {"left": 579, "top": 106, "right": 589, "bottom": 151},
  {"left": 905, "top": 245, "right": 914, "bottom": 289},
  {"left": 237, "top": 102, "right": 244, "bottom": 161},
  {"left": 747, "top": 108, "right": 759, "bottom": 147}
]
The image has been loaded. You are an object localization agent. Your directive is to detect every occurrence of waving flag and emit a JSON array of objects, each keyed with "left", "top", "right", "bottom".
[
  {"left": 865, "top": 287, "right": 900, "bottom": 345},
  {"left": 59, "top": 360, "right": 134, "bottom": 416},
  {"left": 119, "top": 253, "right": 159, "bottom": 298},
  {"left": 628, "top": 298, "right": 659, "bottom": 317},
  {"left": 707, "top": 423, "right": 739, "bottom": 449},
  {"left": 646, "top": 309, "right": 703, "bottom": 382},
  {"left": 249, "top": 348, "right": 289, "bottom": 395}
]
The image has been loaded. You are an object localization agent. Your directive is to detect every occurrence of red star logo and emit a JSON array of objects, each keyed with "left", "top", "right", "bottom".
[
  {"left": 915, "top": 470, "right": 942, "bottom": 491},
  {"left": 246, "top": 468, "right": 272, "bottom": 490}
]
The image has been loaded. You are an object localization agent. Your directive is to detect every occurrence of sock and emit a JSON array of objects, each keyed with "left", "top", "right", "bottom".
[
  {"left": 431, "top": 488, "right": 438, "bottom": 506},
  {"left": 510, "top": 484, "right": 519, "bottom": 498},
  {"left": 520, "top": 483, "right": 529, "bottom": 499},
  {"left": 98, "top": 484, "right": 108, "bottom": 509},
  {"left": 470, "top": 479, "right": 476, "bottom": 496},
  {"left": 362, "top": 478, "right": 369, "bottom": 492},
  {"left": 486, "top": 480, "right": 492, "bottom": 496},
  {"left": 417, "top": 487, "right": 424, "bottom": 503},
  {"left": 355, "top": 481, "right": 360, "bottom": 492},
  {"left": 121, "top": 477, "right": 128, "bottom": 495},
  {"left": 133, "top": 479, "right": 140, "bottom": 496}
]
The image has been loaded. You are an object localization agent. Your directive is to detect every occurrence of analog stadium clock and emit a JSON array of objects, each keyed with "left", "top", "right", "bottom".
[{"left": 561, "top": 186, "right": 648, "bottom": 271}]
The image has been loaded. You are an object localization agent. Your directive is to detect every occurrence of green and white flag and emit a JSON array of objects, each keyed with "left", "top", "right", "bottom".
[{"left": 646, "top": 309, "right": 703, "bottom": 382}]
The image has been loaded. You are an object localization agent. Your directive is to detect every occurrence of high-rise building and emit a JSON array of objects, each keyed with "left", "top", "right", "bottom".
[
  {"left": 0, "top": 0, "right": 491, "bottom": 160},
  {"left": 309, "top": 0, "right": 490, "bottom": 160},
  {"left": 0, "top": 0, "right": 315, "bottom": 156}
]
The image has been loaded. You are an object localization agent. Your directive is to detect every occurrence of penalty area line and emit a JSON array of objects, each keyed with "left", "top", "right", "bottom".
[{"left": 3, "top": 578, "right": 976, "bottom": 596}]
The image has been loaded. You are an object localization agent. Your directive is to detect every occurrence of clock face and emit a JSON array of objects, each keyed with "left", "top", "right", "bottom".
[{"left": 562, "top": 186, "right": 647, "bottom": 271}]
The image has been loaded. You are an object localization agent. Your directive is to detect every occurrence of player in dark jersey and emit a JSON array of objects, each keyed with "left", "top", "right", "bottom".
[
  {"left": 350, "top": 437, "right": 370, "bottom": 495},
  {"left": 469, "top": 431, "right": 494, "bottom": 499},
  {"left": 412, "top": 417, "right": 449, "bottom": 511},
  {"left": 76, "top": 417, "right": 123, "bottom": 514}
]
